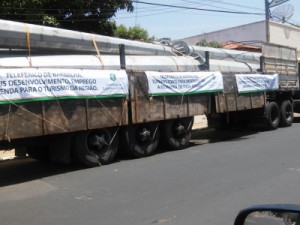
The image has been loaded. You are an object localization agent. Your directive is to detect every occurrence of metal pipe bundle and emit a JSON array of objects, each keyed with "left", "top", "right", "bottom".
[
  {"left": 189, "top": 45, "right": 261, "bottom": 63},
  {"left": 0, "top": 55, "right": 200, "bottom": 72},
  {"left": 0, "top": 19, "right": 174, "bottom": 56},
  {"left": 0, "top": 54, "right": 259, "bottom": 73},
  {"left": 0, "top": 19, "right": 261, "bottom": 73},
  {"left": 171, "top": 41, "right": 261, "bottom": 64}
]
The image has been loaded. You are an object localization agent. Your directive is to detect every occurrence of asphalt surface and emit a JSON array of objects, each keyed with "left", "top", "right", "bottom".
[{"left": 1, "top": 119, "right": 300, "bottom": 225}]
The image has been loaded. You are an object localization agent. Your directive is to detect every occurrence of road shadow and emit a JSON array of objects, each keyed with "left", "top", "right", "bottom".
[
  {"left": 0, "top": 120, "right": 297, "bottom": 187},
  {"left": 0, "top": 158, "right": 84, "bottom": 187},
  {"left": 191, "top": 127, "right": 259, "bottom": 144},
  {"left": 293, "top": 117, "right": 300, "bottom": 123}
]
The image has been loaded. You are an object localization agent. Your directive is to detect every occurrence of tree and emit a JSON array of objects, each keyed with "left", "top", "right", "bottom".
[
  {"left": 0, "top": 0, "right": 133, "bottom": 36},
  {"left": 114, "top": 24, "right": 154, "bottom": 42},
  {"left": 196, "top": 39, "right": 222, "bottom": 48},
  {"left": 114, "top": 24, "right": 129, "bottom": 39}
]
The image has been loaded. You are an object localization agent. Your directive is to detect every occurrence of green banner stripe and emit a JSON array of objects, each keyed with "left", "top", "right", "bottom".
[
  {"left": 0, "top": 94, "right": 128, "bottom": 105},
  {"left": 238, "top": 89, "right": 278, "bottom": 94},
  {"left": 148, "top": 89, "right": 224, "bottom": 97}
]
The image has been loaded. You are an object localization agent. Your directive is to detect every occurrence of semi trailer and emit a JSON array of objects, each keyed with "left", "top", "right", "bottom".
[{"left": 0, "top": 20, "right": 298, "bottom": 167}]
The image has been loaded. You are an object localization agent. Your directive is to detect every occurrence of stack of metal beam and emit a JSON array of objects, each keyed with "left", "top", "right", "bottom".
[{"left": 0, "top": 19, "right": 261, "bottom": 73}]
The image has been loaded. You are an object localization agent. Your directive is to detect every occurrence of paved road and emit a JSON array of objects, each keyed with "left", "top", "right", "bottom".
[{"left": 1, "top": 120, "right": 300, "bottom": 225}]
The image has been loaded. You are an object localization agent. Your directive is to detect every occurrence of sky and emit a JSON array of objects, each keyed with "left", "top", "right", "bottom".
[{"left": 114, "top": 0, "right": 300, "bottom": 40}]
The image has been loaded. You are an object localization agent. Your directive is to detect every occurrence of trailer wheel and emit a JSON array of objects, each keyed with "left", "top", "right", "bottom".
[
  {"left": 265, "top": 102, "right": 280, "bottom": 130},
  {"left": 121, "top": 122, "right": 160, "bottom": 158},
  {"left": 73, "top": 128, "right": 119, "bottom": 167},
  {"left": 161, "top": 117, "right": 193, "bottom": 150},
  {"left": 280, "top": 100, "right": 294, "bottom": 127}
]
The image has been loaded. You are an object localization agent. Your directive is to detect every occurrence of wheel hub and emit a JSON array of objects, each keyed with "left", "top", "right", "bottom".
[
  {"left": 174, "top": 123, "right": 185, "bottom": 136},
  {"left": 88, "top": 134, "right": 109, "bottom": 150},
  {"left": 139, "top": 128, "right": 151, "bottom": 142}
]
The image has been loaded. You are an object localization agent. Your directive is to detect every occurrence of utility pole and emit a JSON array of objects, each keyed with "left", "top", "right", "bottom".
[
  {"left": 135, "top": 0, "right": 139, "bottom": 26},
  {"left": 265, "top": 0, "right": 290, "bottom": 43},
  {"left": 265, "top": 0, "right": 270, "bottom": 43}
]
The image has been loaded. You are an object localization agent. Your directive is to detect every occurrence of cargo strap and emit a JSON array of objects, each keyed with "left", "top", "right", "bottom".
[
  {"left": 150, "top": 122, "right": 160, "bottom": 141},
  {"left": 168, "top": 56, "right": 179, "bottom": 71},
  {"left": 91, "top": 34, "right": 105, "bottom": 69},
  {"left": 4, "top": 101, "right": 69, "bottom": 142},
  {"left": 186, "top": 118, "right": 193, "bottom": 132},
  {"left": 23, "top": 23, "right": 32, "bottom": 67},
  {"left": 94, "top": 98, "right": 128, "bottom": 126},
  {"left": 93, "top": 126, "right": 121, "bottom": 167},
  {"left": 4, "top": 104, "right": 12, "bottom": 142},
  {"left": 179, "top": 94, "right": 185, "bottom": 116}
]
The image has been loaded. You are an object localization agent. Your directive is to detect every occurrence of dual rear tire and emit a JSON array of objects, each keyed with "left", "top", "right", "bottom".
[
  {"left": 279, "top": 100, "right": 294, "bottom": 127},
  {"left": 265, "top": 100, "right": 293, "bottom": 130}
]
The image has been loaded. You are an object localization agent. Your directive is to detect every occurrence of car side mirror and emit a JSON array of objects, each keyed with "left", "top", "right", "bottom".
[{"left": 235, "top": 205, "right": 300, "bottom": 225}]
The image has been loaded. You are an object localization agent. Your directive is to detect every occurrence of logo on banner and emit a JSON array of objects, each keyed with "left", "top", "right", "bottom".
[{"left": 110, "top": 73, "right": 116, "bottom": 81}]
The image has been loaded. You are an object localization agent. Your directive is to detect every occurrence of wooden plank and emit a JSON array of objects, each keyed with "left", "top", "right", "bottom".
[
  {"left": 216, "top": 73, "right": 265, "bottom": 113},
  {"left": 4, "top": 102, "right": 44, "bottom": 140},
  {"left": 236, "top": 94, "right": 251, "bottom": 111},
  {"left": 130, "top": 71, "right": 164, "bottom": 123},
  {"left": 215, "top": 94, "right": 227, "bottom": 113},
  {"left": 0, "top": 97, "right": 128, "bottom": 140},
  {"left": 0, "top": 104, "right": 12, "bottom": 140},
  {"left": 187, "top": 94, "right": 209, "bottom": 116},
  {"left": 44, "top": 100, "right": 87, "bottom": 134},
  {"left": 88, "top": 98, "right": 128, "bottom": 129},
  {"left": 224, "top": 93, "right": 237, "bottom": 111},
  {"left": 250, "top": 92, "right": 266, "bottom": 108},
  {"left": 164, "top": 95, "right": 188, "bottom": 119}
]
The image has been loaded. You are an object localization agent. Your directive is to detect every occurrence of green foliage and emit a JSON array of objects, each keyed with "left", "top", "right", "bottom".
[
  {"left": 114, "top": 25, "right": 154, "bottom": 42},
  {"left": 114, "top": 24, "right": 128, "bottom": 39},
  {"left": 196, "top": 39, "right": 222, "bottom": 48},
  {"left": 0, "top": 0, "right": 133, "bottom": 35}
]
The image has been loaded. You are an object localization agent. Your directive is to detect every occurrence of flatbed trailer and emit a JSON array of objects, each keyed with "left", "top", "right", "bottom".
[{"left": 0, "top": 20, "right": 298, "bottom": 167}]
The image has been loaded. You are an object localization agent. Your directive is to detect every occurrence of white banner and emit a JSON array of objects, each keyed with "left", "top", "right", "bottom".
[
  {"left": 145, "top": 71, "right": 224, "bottom": 96},
  {"left": 235, "top": 74, "right": 278, "bottom": 93},
  {"left": 0, "top": 68, "right": 128, "bottom": 104}
]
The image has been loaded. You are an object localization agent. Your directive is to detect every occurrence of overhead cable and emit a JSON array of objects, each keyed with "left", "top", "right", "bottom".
[{"left": 129, "top": 0, "right": 265, "bottom": 15}]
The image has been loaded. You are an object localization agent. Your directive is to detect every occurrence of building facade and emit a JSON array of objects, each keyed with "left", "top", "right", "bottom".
[{"left": 181, "top": 20, "right": 300, "bottom": 54}]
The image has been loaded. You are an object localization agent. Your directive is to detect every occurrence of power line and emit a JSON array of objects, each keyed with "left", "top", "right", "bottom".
[
  {"left": 180, "top": 0, "right": 264, "bottom": 12},
  {"left": 129, "top": 0, "right": 265, "bottom": 15}
]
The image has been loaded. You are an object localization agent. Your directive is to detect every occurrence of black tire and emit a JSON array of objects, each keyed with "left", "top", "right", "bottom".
[
  {"left": 121, "top": 122, "right": 160, "bottom": 158},
  {"left": 73, "top": 128, "right": 119, "bottom": 167},
  {"left": 280, "top": 100, "right": 294, "bottom": 127},
  {"left": 265, "top": 102, "right": 280, "bottom": 130},
  {"left": 161, "top": 117, "right": 193, "bottom": 150}
]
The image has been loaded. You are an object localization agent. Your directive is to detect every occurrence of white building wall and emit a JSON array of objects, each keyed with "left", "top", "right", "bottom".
[
  {"left": 181, "top": 21, "right": 266, "bottom": 45},
  {"left": 270, "top": 22, "right": 300, "bottom": 51},
  {"left": 181, "top": 20, "right": 300, "bottom": 54}
]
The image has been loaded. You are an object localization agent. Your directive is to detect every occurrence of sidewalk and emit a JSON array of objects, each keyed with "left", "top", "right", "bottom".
[
  {"left": 192, "top": 115, "right": 208, "bottom": 130},
  {"left": 0, "top": 149, "right": 15, "bottom": 161}
]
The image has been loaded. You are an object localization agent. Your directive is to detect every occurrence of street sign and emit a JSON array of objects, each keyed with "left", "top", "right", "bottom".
[{"left": 269, "top": 0, "right": 290, "bottom": 8}]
